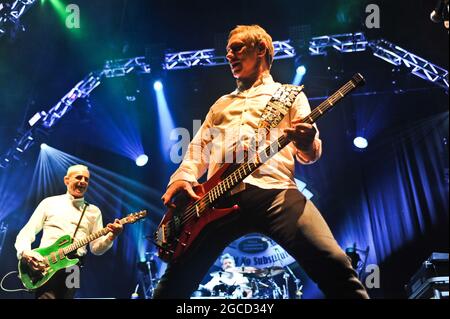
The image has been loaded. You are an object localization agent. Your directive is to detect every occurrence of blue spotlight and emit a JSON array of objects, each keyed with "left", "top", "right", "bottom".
[
  {"left": 353, "top": 137, "right": 368, "bottom": 149},
  {"left": 40, "top": 143, "right": 49, "bottom": 150},
  {"left": 292, "top": 65, "right": 307, "bottom": 85},
  {"left": 296, "top": 65, "right": 306, "bottom": 76},
  {"left": 153, "top": 81, "right": 163, "bottom": 91},
  {"left": 152, "top": 80, "right": 175, "bottom": 162},
  {"left": 135, "top": 154, "right": 149, "bottom": 167}
]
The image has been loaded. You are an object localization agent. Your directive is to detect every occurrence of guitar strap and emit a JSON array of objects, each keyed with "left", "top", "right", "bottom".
[
  {"left": 255, "top": 84, "right": 304, "bottom": 147},
  {"left": 231, "top": 84, "right": 304, "bottom": 195},
  {"left": 72, "top": 202, "right": 89, "bottom": 240}
]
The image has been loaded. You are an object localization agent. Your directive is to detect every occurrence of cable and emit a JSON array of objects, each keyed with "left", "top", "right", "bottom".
[{"left": 0, "top": 271, "right": 30, "bottom": 293}]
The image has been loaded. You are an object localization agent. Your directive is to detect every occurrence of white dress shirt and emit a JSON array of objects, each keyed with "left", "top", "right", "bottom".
[
  {"left": 15, "top": 193, "right": 113, "bottom": 259},
  {"left": 168, "top": 74, "right": 322, "bottom": 190}
]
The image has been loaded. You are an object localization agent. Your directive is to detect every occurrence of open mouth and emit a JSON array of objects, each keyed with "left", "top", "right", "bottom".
[
  {"left": 231, "top": 61, "right": 241, "bottom": 69},
  {"left": 76, "top": 186, "right": 86, "bottom": 193}
]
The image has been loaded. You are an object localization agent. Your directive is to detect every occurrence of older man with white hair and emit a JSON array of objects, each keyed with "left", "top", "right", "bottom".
[{"left": 15, "top": 164, "right": 123, "bottom": 299}]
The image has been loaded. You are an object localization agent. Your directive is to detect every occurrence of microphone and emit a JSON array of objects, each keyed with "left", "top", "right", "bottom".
[{"left": 430, "top": 0, "right": 448, "bottom": 23}]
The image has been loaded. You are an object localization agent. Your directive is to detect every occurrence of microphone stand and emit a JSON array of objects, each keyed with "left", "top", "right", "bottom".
[
  {"left": 284, "top": 265, "right": 303, "bottom": 299},
  {"left": 273, "top": 246, "right": 301, "bottom": 299},
  {"left": 145, "top": 252, "right": 156, "bottom": 298}
]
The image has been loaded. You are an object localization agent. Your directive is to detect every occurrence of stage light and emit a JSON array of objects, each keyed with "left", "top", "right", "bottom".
[
  {"left": 40, "top": 143, "right": 49, "bottom": 150},
  {"left": 153, "top": 81, "right": 163, "bottom": 91},
  {"left": 28, "top": 111, "right": 46, "bottom": 127},
  {"left": 135, "top": 154, "right": 148, "bottom": 167},
  {"left": 296, "top": 65, "right": 306, "bottom": 75},
  {"left": 353, "top": 136, "right": 368, "bottom": 149},
  {"left": 293, "top": 65, "right": 307, "bottom": 85}
]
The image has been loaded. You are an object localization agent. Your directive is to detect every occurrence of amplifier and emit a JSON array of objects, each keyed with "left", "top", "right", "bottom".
[{"left": 406, "top": 252, "right": 449, "bottom": 299}]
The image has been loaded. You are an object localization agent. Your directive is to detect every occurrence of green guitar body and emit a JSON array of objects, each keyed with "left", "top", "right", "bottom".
[{"left": 18, "top": 235, "right": 80, "bottom": 290}]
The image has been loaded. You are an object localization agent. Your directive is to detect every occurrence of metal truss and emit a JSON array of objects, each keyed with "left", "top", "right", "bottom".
[
  {"left": 165, "top": 48, "right": 226, "bottom": 70},
  {"left": 102, "top": 56, "right": 151, "bottom": 78},
  {"left": 164, "top": 40, "right": 295, "bottom": 70},
  {"left": 0, "top": 0, "right": 37, "bottom": 39},
  {"left": 307, "top": 33, "right": 448, "bottom": 89},
  {"left": 309, "top": 32, "right": 368, "bottom": 55},
  {"left": 1, "top": 32, "right": 448, "bottom": 169},
  {"left": 369, "top": 39, "right": 449, "bottom": 89}
]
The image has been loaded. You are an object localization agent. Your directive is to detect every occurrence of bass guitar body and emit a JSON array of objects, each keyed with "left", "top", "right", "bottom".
[{"left": 156, "top": 162, "right": 240, "bottom": 263}]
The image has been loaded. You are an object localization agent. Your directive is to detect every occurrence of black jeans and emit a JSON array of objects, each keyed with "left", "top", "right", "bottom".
[
  {"left": 153, "top": 185, "right": 369, "bottom": 299},
  {"left": 35, "top": 257, "right": 84, "bottom": 299}
]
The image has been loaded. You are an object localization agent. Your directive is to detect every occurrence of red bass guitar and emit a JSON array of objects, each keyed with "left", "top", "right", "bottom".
[{"left": 154, "top": 73, "right": 365, "bottom": 263}]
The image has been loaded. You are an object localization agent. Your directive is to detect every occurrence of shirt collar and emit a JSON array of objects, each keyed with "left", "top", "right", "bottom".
[
  {"left": 230, "top": 74, "right": 276, "bottom": 96},
  {"left": 66, "top": 192, "right": 86, "bottom": 210}
]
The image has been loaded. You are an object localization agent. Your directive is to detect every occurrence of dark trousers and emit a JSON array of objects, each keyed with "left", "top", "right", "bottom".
[
  {"left": 35, "top": 259, "right": 83, "bottom": 299},
  {"left": 153, "top": 185, "right": 369, "bottom": 299}
]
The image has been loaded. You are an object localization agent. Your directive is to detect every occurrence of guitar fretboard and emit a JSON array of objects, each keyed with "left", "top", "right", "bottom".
[{"left": 62, "top": 217, "right": 127, "bottom": 255}]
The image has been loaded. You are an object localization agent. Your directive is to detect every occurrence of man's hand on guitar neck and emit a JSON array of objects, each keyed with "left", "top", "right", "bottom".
[
  {"left": 284, "top": 120, "right": 317, "bottom": 152},
  {"left": 161, "top": 180, "right": 201, "bottom": 209},
  {"left": 107, "top": 219, "right": 123, "bottom": 241}
]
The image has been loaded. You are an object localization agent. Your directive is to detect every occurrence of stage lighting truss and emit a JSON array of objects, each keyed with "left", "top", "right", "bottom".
[
  {"left": 162, "top": 32, "right": 447, "bottom": 90},
  {"left": 164, "top": 40, "right": 296, "bottom": 70},
  {"left": 165, "top": 48, "right": 226, "bottom": 69},
  {"left": 369, "top": 40, "right": 449, "bottom": 89},
  {"left": 0, "top": 0, "right": 37, "bottom": 39},
  {"left": 41, "top": 72, "right": 103, "bottom": 128},
  {"left": 102, "top": 56, "right": 151, "bottom": 78},
  {"left": 308, "top": 33, "right": 448, "bottom": 89},
  {"left": 1, "top": 33, "right": 448, "bottom": 169},
  {"left": 309, "top": 32, "right": 369, "bottom": 55}
]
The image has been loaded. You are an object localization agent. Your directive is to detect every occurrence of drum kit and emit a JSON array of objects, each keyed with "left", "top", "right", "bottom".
[{"left": 193, "top": 265, "right": 302, "bottom": 299}]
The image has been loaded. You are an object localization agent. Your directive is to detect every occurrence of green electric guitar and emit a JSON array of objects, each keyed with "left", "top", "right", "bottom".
[{"left": 18, "top": 210, "right": 147, "bottom": 290}]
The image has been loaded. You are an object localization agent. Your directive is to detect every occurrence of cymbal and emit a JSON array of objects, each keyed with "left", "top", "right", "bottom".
[
  {"left": 210, "top": 270, "right": 233, "bottom": 279},
  {"left": 228, "top": 266, "right": 259, "bottom": 273},
  {"left": 257, "top": 266, "right": 285, "bottom": 277},
  {"left": 227, "top": 266, "right": 264, "bottom": 277}
]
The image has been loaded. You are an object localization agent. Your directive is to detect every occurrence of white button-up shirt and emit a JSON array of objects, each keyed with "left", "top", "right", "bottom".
[
  {"left": 168, "top": 74, "right": 322, "bottom": 190},
  {"left": 15, "top": 193, "right": 113, "bottom": 259}
]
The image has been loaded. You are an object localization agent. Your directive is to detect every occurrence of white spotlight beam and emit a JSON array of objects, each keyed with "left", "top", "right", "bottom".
[{"left": 0, "top": 222, "right": 8, "bottom": 256}]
